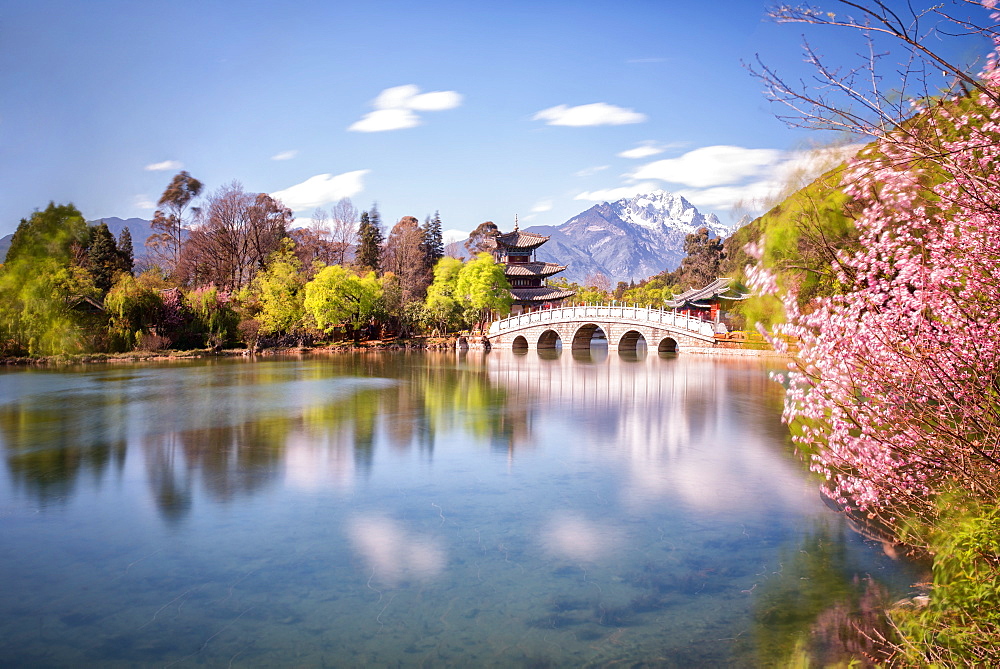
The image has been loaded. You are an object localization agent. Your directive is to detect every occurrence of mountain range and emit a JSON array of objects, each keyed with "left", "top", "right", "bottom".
[{"left": 453, "top": 190, "right": 741, "bottom": 284}]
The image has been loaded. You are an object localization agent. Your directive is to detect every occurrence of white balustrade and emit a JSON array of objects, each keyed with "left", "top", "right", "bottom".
[{"left": 488, "top": 303, "right": 715, "bottom": 339}]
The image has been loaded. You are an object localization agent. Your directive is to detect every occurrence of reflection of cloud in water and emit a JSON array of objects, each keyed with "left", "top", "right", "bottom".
[
  {"left": 283, "top": 429, "right": 355, "bottom": 493},
  {"left": 488, "top": 353, "right": 811, "bottom": 515},
  {"left": 347, "top": 515, "right": 446, "bottom": 585},
  {"left": 540, "top": 511, "right": 624, "bottom": 563}
]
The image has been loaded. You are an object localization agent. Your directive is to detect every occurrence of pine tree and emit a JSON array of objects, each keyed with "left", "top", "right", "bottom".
[
  {"left": 421, "top": 211, "right": 444, "bottom": 272},
  {"left": 356, "top": 210, "right": 383, "bottom": 272},
  {"left": 117, "top": 226, "right": 134, "bottom": 276},
  {"left": 88, "top": 221, "right": 120, "bottom": 293}
]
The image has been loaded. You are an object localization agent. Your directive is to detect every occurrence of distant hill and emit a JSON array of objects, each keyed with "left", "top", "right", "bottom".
[{"left": 448, "top": 190, "right": 739, "bottom": 284}]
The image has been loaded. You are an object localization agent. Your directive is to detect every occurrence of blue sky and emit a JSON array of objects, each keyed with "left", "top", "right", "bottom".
[{"left": 1, "top": 0, "right": 994, "bottom": 241}]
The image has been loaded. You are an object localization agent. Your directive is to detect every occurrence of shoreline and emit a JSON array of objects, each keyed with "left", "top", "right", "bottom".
[{"left": 1, "top": 340, "right": 786, "bottom": 367}]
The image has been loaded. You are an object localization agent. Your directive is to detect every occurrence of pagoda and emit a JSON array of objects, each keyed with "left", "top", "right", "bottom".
[{"left": 486, "top": 221, "right": 575, "bottom": 314}]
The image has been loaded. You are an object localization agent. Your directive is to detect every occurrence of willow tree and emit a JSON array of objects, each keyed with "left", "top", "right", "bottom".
[{"left": 0, "top": 203, "right": 96, "bottom": 355}]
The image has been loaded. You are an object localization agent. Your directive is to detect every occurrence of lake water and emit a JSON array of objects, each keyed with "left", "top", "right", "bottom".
[{"left": 0, "top": 350, "right": 920, "bottom": 667}]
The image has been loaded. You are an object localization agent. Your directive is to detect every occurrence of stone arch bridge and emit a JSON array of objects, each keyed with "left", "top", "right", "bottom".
[{"left": 487, "top": 304, "right": 718, "bottom": 353}]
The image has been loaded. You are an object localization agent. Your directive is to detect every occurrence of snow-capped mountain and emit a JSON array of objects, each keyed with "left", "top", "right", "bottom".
[{"left": 525, "top": 190, "right": 736, "bottom": 284}]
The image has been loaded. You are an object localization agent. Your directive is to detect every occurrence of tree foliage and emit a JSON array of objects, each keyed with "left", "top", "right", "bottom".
[
  {"left": 423, "top": 257, "right": 465, "bottom": 333},
  {"left": 0, "top": 203, "right": 95, "bottom": 356},
  {"left": 117, "top": 226, "right": 134, "bottom": 276},
  {"left": 177, "top": 182, "right": 291, "bottom": 290},
  {"left": 88, "top": 221, "right": 122, "bottom": 293},
  {"left": 148, "top": 171, "right": 203, "bottom": 273},
  {"left": 383, "top": 215, "right": 430, "bottom": 302},
  {"left": 253, "top": 239, "right": 306, "bottom": 337},
  {"left": 421, "top": 211, "right": 444, "bottom": 270},
  {"left": 455, "top": 252, "right": 512, "bottom": 326},
  {"left": 355, "top": 209, "right": 383, "bottom": 272},
  {"left": 464, "top": 221, "right": 498, "bottom": 256},
  {"left": 303, "top": 265, "right": 383, "bottom": 338}
]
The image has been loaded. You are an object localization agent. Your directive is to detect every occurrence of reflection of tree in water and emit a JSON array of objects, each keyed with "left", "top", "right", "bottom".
[
  {"left": 141, "top": 409, "right": 299, "bottom": 522},
  {"left": 1, "top": 354, "right": 531, "bottom": 517},
  {"left": 0, "top": 396, "right": 127, "bottom": 503},
  {"left": 748, "top": 522, "right": 895, "bottom": 667},
  {"left": 143, "top": 433, "right": 191, "bottom": 523}
]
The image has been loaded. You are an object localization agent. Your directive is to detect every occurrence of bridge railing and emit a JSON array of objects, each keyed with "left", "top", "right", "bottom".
[{"left": 487, "top": 304, "right": 716, "bottom": 337}]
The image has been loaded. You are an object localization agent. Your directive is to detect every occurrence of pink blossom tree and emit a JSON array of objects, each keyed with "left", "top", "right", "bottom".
[{"left": 756, "top": 1, "right": 1000, "bottom": 539}]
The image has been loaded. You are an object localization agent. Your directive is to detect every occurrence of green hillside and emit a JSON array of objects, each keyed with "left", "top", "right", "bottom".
[{"left": 721, "top": 162, "right": 861, "bottom": 329}]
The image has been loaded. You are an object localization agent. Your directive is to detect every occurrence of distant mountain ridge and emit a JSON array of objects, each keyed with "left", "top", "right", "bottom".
[{"left": 449, "top": 191, "right": 739, "bottom": 284}]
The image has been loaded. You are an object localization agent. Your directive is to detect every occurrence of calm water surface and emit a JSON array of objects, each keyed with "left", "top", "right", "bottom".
[{"left": 0, "top": 350, "right": 919, "bottom": 667}]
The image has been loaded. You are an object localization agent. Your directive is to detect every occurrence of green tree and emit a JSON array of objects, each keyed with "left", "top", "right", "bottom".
[
  {"left": 0, "top": 203, "right": 96, "bottom": 355},
  {"left": 88, "top": 221, "right": 121, "bottom": 293},
  {"left": 253, "top": 239, "right": 307, "bottom": 337},
  {"left": 455, "top": 252, "right": 512, "bottom": 328},
  {"left": 148, "top": 171, "right": 203, "bottom": 273},
  {"left": 304, "top": 265, "right": 383, "bottom": 342},
  {"left": 187, "top": 285, "right": 238, "bottom": 348},
  {"left": 104, "top": 273, "right": 164, "bottom": 351},
  {"left": 423, "top": 256, "right": 465, "bottom": 333},
  {"left": 355, "top": 210, "right": 383, "bottom": 272},
  {"left": 117, "top": 226, "right": 134, "bottom": 276},
  {"left": 421, "top": 211, "right": 444, "bottom": 271}
]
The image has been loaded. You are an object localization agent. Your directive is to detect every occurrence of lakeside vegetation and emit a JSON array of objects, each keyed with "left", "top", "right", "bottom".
[{"left": 0, "top": 181, "right": 731, "bottom": 359}]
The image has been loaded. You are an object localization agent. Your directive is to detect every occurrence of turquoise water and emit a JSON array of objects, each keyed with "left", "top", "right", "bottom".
[{"left": 0, "top": 351, "right": 920, "bottom": 667}]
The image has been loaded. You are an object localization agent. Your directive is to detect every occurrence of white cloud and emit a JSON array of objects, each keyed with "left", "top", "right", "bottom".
[
  {"left": 574, "top": 182, "right": 661, "bottom": 202},
  {"left": 618, "top": 143, "right": 665, "bottom": 159},
  {"left": 350, "top": 84, "right": 463, "bottom": 132},
  {"left": 134, "top": 195, "right": 156, "bottom": 210},
  {"left": 271, "top": 170, "right": 370, "bottom": 211},
  {"left": 574, "top": 165, "right": 610, "bottom": 177},
  {"left": 144, "top": 160, "right": 183, "bottom": 171},
  {"left": 676, "top": 184, "right": 773, "bottom": 211},
  {"left": 533, "top": 102, "right": 647, "bottom": 127},
  {"left": 629, "top": 145, "right": 783, "bottom": 188},
  {"left": 271, "top": 150, "right": 298, "bottom": 161},
  {"left": 573, "top": 143, "right": 865, "bottom": 214},
  {"left": 349, "top": 109, "right": 420, "bottom": 132},
  {"left": 674, "top": 143, "right": 865, "bottom": 211},
  {"left": 531, "top": 199, "right": 553, "bottom": 213}
]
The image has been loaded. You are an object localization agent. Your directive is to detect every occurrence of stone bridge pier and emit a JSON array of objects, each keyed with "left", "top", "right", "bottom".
[{"left": 487, "top": 305, "right": 718, "bottom": 353}]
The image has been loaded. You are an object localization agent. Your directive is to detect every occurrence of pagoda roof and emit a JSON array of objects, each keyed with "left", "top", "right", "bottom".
[
  {"left": 488, "top": 230, "right": 550, "bottom": 250},
  {"left": 510, "top": 286, "right": 576, "bottom": 303},
  {"left": 665, "top": 278, "right": 751, "bottom": 308},
  {"left": 503, "top": 262, "right": 567, "bottom": 278}
]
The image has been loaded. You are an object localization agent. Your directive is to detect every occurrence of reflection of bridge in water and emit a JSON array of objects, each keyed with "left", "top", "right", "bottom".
[{"left": 487, "top": 304, "right": 718, "bottom": 352}]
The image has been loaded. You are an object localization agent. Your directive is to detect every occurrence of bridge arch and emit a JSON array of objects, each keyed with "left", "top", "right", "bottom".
[
  {"left": 617, "top": 330, "right": 647, "bottom": 353},
  {"left": 657, "top": 336, "right": 678, "bottom": 353},
  {"left": 512, "top": 335, "right": 529, "bottom": 351},
  {"left": 571, "top": 323, "right": 605, "bottom": 349},
  {"left": 537, "top": 329, "right": 561, "bottom": 349}
]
